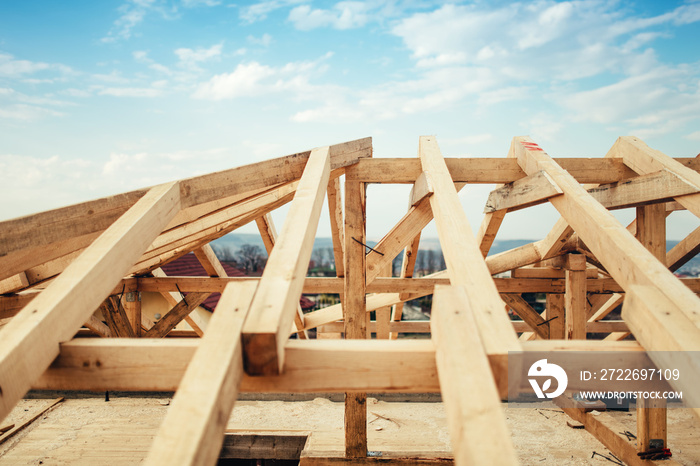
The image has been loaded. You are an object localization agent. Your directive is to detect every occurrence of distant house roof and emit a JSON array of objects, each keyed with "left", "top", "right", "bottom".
[{"left": 160, "top": 253, "right": 314, "bottom": 311}]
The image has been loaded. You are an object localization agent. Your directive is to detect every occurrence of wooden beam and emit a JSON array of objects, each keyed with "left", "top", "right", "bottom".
[
  {"left": 364, "top": 183, "right": 465, "bottom": 284},
  {"left": 408, "top": 171, "right": 434, "bottom": 207},
  {"left": 419, "top": 136, "right": 520, "bottom": 398},
  {"left": 0, "top": 181, "right": 180, "bottom": 421},
  {"left": 151, "top": 268, "right": 210, "bottom": 337},
  {"left": 242, "top": 147, "right": 331, "bottom": 375},
  {"left": 607, "top": 136, "right": 700, "bottom": 218},
  {"left": 100, "top": 295, "right": 136, "bottom": 338},
  {"left": 84, "top": 313, "right": 113, "bottom": 338},
  {"left": 364, "top": 198, "right": 432, "bottom": 284},
  {"left": 179, "top": 137, "right": 369, "bottom": 210},
  {"left": 667, "top": 225, "right": 700, "bottom": 272},
  {"left": 144, "top": 292, "right": 211, "bottom": 338},
  {"left": 634, "top": 202, "right": 668, "bottom": 451},
  {"left": 325, "top": 177, "right": 346, "bottom": 339},
  {"left": 0, "top": 190, "right": 146, "bottom": 268},
  {"left": 36, "top": 339, "right": 442, "bottom": 393},
  {"left": 587, "top": 293, "right": 624, "bottom": 322},
  {"left": 346, "top": 157, "right": 641, "bottom": 184},
  {"left": 565, "top": 254, "right": 587, "bottom": 340},
  {"left": 484, "top": 170, "right": 563, "bottom": 213},
  {"left": 476, "top": 211, "right": 506, "bottom": 257},
  {"left": 122, "top": 280, "right": 141, "bottom": 337},
  {"left": 588, "top": 169, "right": 698, "bottom": 210},
  {"left": 432, "top": 285, "right": 518, "bottom": 465},
  {"left": 501, "top": 294, "right": 548, "bottom": 339},
  {"left": 375, "top": 262, "right": 392, "bottom": 340},
  {"left": 144, "top": 281, "right": 256, "bottom": 466},
  {"left": 256, "top": 213, "right": 308, "bottom": 339},
  {"left": 556, "top": 398, "right": 682, "bottom": 466},
  {"left": 0, "top": 137, "right": 367, "bottom": 275},
  {"left": 390, "top": 233, "right": 421, "bottom": 340},
  {"left": 132, "top": 181, "right": 298, "bottom": 274},
  {"left": 343, "top": 176, "right": 367, "bottom": 458},
  {"left": 546, "top": 293, "right": 565, "bottom": 339},
  {"left": 0, "top": 293, "right": 39, "bottom": 320},
  {"left": 327, "top": 176, "right": 346, "bottom": 279},
  {"left": 193, "top": 244, "right": 228, "bottom": 278}
]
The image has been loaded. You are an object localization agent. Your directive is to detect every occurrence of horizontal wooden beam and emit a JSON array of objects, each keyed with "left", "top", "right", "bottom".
[
  {"left": 345, "top": 157, "right": 700, "bottom": 184},
  {"left": 35, "top": 338, "right": 648, "bottom": 394},
  {"left": 36, "top": 339, "right": 444, "bottom": 393}
]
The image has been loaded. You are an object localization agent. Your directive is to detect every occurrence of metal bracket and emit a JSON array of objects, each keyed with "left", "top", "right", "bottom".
[{"left": 125, "top": 291, "right": 141, "bottom": 302}]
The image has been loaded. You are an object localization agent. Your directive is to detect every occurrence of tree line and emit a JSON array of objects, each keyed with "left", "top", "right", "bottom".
[{"left": 213, "top": 243, "right": 447, "bottom": 276}]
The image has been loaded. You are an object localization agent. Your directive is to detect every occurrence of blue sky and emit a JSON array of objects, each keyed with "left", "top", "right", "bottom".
[{"left": 1, "top": 0, "right": 699, "bottom": 240}]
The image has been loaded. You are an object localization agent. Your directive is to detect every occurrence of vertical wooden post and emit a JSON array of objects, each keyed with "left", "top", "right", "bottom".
[
  {"left": 343, "top": 178, "right": 367, "bottom": 458},
  {"left": 123, "top": 281, "right": 141, "bottom": 337},
  {"left": 375, "top": 261, "right": 392, "bottom": 339},
  {"left": 635, "top": 204, "right": 668, "bottom": 451},
  {"left": 546, "top": 293, "right": 565, "bottom": 339},
  {"left": 565, "top": 254, "right": 586, "bottom": 340}
]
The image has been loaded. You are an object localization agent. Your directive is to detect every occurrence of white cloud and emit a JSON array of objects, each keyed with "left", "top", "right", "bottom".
[
  {"left": 561, "top": 67, "right": 700, "bottom": 125},
  {"left": 0, "top": 104, "right": 65, "bottom": 121},
  {"left": 239, "top": 0, "right": 305, "bottom": 23},
  {"left": 686, "top": 131, "right": 700, "bottom": 141},
  {"left": 247, "top": 33, "right": 273, "bottom": 47},
  {"left": 99, "top": 87, "right": 162, "bottom": 97},
  {"left": 0, "top": 87, "right": 74, "bottom": 121},
  {"left": 102, "top": 0, "right": 176, "bottom": 43},
  {"left": 182, "top": 0, "right": 221, "bottom": 7},
  {"left": 175, "top": 43, "right": 223, "bottom": 70},
  {"left": 0, "top": 52, "right": 72, "bottom": 78},
  {"left": 288, "top": 2, "right": 369, "bottom": 30},
  {"left": 192, "top": 53, "right": 333, "bottom": 100}
]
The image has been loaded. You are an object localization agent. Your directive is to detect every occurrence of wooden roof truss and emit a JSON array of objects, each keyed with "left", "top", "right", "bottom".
[{"left": 0, "top": 135, "right": 699, "bottom": 465}]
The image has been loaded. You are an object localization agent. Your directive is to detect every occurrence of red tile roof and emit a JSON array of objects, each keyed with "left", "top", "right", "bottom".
[{"left": 160, "top": 253, "right": 314, "bottom": 311}]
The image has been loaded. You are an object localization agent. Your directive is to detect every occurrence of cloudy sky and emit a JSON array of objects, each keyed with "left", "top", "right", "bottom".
[{"left": 1, "top": 0, "right": 699, "bottom": 241}]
